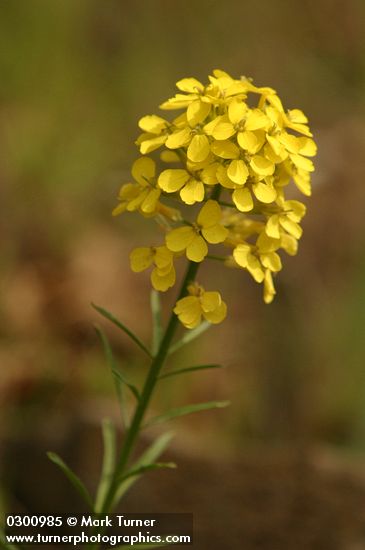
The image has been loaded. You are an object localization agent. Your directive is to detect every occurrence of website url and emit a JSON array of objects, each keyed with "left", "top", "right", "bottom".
[{"left": 6, "top": 531, "right": 190, "bottom": 546}]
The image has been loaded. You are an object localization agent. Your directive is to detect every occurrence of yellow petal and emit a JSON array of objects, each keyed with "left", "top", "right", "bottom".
[
  {"left": 285, "top": 200, "right": 306, "bottom": 222},
  {"left": 186, "top": 235, "right": 208, "bottom": 262},
  {"left": 166, "top": 226, "right": 195, "bottom": 252},
  {"left": 279, "top": 217, "right": 303, "bottom": 239},
  {"left": 297, "top": 137, "right": 317, "bottom": 157},
  {"left": 112, "top": 203, "right": 127, "bottom": 216},
  {"left": 253, "top": 182, "right": 277, "bottom": 203},
  {"left": 286, "top": 121, "right": 312, "bottom": 137},
  {"left": 290, "top": 154, "right": 314, "bottom": 172},
  {"left": 260, "top": 252, "right": 282, "bottom": 272},
  {"left": 256, "top": 231, "right": 280, "bottom": 253},
  {"left": 141, "top": 188, "right": 161, "bottom": 213},
  {"left": 245, "top": 109, "right": 269, "bottom": 131},
  {"left": 151, "top": 265, "right": 175, "bottom": 291},
  {"left": 211, "top": 139, "right": 239, "bottom": 159},
  {"left": 187, "top": 134, "right": 210, "bottom": 163},
  {"left": 160, "top": 93, "right": 197, "bottom": 110},
  {"left": 126, "top": 189, "right": 149, "bottom": 211},
  {"left": 180, "top": 179, "right": 205, "bottom": 205},
  {"left": 212, "top": 120, "right": 236, "bottom": 140},
  {"left": 160, "top": 150, "right": 180, "bottom": 163},
  {"left": 228, "top": 99, "right": 247, "bottom": 124},
  {"left": 267, "top": 94, "right": 284, "bottom": 112},
  {"left": 197, "top": 199, "right": 222, "bottom": 228},
  {"left": 287, "top": 109, "right": 308, "bottom": 124},
  {"left": 174, "top": 296, "right": 202, "bottom": 328},
  {"left": 118, "top": 183, "right": 139, "bottom": 200},
  {"left": 246, "top": 254, "right": 265, "bottom": 283},
  {"left": 158, "top": 169, "right": 190, "bottom": 193},
  {"left": 293, "top": 171, "right": 312, "bottom": 196},
  {"left": 203, "top": 301, "right": 227, "bottom": 324},
  {"left": 201, "top": 163, "right": 219, "bottom": 185},
  {"left": 165, "top": 127, "right": 191, "bottom": 149},
  {"left": 250, "top": 155, "right": 275, "bottom": 176},
  {"left": 233, "top": 244, "right": 251, "bottom": 268},
  {"left": 138, "top": 115, "right": 167, "bottom": 134},
  {"left": 176, "top": 77, "right": 204, "bottom": 93},
  {"left": 216, "top": 165, "right": 235, "bottom": 189},
  {"left": 131, "top": 157, "right": 156, "bottom": 185},
  {"left": 263, "top": 269, "right": 275, "bottom": 304},
  {"left": 203, "top": 116, "right": 223, "bottom": 136},
  {"left": 265, "top": 215, "right": 281, "bottom": 239},
  {"left": 280, "top": 234, "right": 298, "bottom": 256},
  {"left": 232, "top": 188, "right": 254, "bottom": 212},
  {"left": 187, "top": 100, "right": 211, "bottom": 127},
  {"left": 154, "top": 246, "right": 174, "bottom": 269},
  {"left": 130, "top": 247, "right": 154, "bottom": 272},
  {"left": 278, "top": 132, "right": 301, "bottom": 154},
  {"left": 173, "top": 112, "right": 188, "bottom": 127},
  {"left": 140, "top": 135, "right": 167, "bottom": 154},
  {"left": 225, "top": 81, "right": 248, "bottom": 97},
  {"left": 237, "top": 130, "right": 263, "bottom": 154},
  {"left": 227, "top": 159, "right": 249, "bottom": 185},
  {"left": 200, "top": 291, "right": 221, "bottom": 312},
  {"left": 202, "top": 224, "right": 228, "bottom": 244}
]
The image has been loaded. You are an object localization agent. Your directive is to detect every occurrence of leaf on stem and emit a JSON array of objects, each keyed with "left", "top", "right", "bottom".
[
  {"left": 117, "top": 462, "right": 176, "bottom": 484},
  {"left": 47, "top": 452, "right": 93, "bottom": 510},
  {"left": 92, "top": 303, "right": 152, "bottom": 358},
  {"left": 145, "top": 401, "right": 230, "bottom": 427},
  {"left": 112, "top": 432, "right": 174, "bottom": 507},
  {"left": 94, "top": 419, "right": 116, "bottom": 513},
  {"left": 111, "top": 366, "right": 140, "bottom": 402},
  {"left": 158, "top": 363, "right": 223, "bottom": 380},
  {"left": 168, "top": 321, "right": 211, "bottom": 355},
  {"left": 151, "top": 290, "right": 163, "bottom": 356},
  {"left": 95, "top": 325, "right": 139, "bottom": 427}
]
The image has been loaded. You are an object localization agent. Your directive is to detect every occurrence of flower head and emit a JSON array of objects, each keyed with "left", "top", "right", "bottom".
[
  {"left": 115, "top": 69, "right": 316, "bottom": 328},
  {"left": 174, "top": 283, "right": 227, "bottom": 329}
]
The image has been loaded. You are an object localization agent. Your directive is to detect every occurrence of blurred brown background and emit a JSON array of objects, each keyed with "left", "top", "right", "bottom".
[{"left": 1, "top": 1, "right": 365, "bottom": 548}]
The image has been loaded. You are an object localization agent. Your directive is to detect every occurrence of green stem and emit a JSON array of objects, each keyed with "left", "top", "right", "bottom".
[{"left": 101, "top": 260, "right": 200, "bottom": 513}]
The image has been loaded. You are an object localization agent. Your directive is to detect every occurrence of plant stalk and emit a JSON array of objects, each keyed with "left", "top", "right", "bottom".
[{"left": 101, "top": 260, "right": 200, "bottom": 513}]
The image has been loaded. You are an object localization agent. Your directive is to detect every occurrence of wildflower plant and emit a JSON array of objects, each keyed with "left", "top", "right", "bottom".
[{"left": 44, "top": 70, "right": 316, "bottom": 550}]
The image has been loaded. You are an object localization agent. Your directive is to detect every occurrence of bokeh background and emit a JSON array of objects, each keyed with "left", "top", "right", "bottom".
[{"left": 1, "top": 1, "right": 365, "bottom": 548}]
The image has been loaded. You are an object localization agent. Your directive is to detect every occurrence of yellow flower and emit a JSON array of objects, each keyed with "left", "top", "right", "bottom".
[
  {"left": 136, "top": 115, "right": 170, "bottom": 154},
  {"left": 113, "top": 157, "right": 161, "bottom": 216},
  {"left": 165, "top": 200, "right": 228, "bottom": 262},
  {"left": 174, "top": 283, "right": 227, "bottom": 329},
  {"left": 265, "top": 199, "right": 306, "bottom": 240},
  {"left": 158, "top": 168, "right": 205, "bottom": 205},
  {"left": 130, "top": 246, "right": 176, "bottom": 292}
]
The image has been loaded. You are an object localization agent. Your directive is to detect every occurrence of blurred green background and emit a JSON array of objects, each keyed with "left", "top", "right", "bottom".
[{"left": 1, "top": 0, "right": 365, "bottom": 522}]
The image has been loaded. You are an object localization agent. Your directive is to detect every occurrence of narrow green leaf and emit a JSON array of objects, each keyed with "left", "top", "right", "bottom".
[
  {"left": 95, "top": 326, "right": 128, "bottom": 426},
  {"left": 159, "top": 363, "right": 223, "bottom": 380},
  {"left": 47, "top": 452, "right": 93, "bottom": 510},
  {"left": 111, "top": 366, "right": 140, "bottom": 402},
  {"left": 151, "top": 290, "right": 163, "bottom": 356},
  {"left": 94, "top": 419, "right": 116, "bottom": 513},
  {"left": 145, "top": 401, "right": 230, "bottom": 427},
  {"left": 118, "top": 462, "right": 176, "bottom": 483},
  {"left": 112, "top": 432, "right": 174, "bottom": 507},
  {"left": 168, "top": 321, "right": 211, "bottom": 355},
  {"left": 92, "top": 303, "right": 152, "bottom": 358}
]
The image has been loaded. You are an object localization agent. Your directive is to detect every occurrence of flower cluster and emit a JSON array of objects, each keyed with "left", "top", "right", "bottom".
[{"left": 114, "top": 70, "right": 316, "bottom": 328}]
